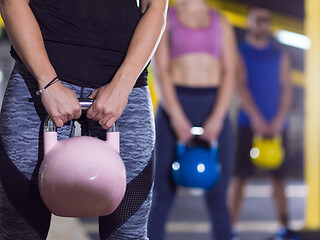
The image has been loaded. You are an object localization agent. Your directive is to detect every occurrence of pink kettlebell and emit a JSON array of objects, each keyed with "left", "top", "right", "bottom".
[{"left": 38, "top": 98, "right": 126, "bottom": 217}]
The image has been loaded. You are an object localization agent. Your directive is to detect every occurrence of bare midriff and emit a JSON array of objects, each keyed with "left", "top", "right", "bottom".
[{"left": 169, "top": 53, "right": 222, "bottom": 88}]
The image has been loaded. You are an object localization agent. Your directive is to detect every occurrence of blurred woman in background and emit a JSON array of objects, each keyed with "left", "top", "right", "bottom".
[{"left": 148, "top": 0, "right": 237, "bottom": 239}]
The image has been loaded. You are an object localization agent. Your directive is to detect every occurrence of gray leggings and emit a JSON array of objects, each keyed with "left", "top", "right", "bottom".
[{"left": 0, "top": 61, "right": 155, "bottom": 239}]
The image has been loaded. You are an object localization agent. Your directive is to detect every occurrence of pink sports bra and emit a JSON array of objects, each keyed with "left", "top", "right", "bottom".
[{"left": 168, "top": 7, "right": 222, "bottom": 60}]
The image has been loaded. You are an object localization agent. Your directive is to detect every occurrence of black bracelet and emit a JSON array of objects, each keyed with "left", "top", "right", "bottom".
[{"left": 36, "top": 77, "right": 59, "bottom": 96}]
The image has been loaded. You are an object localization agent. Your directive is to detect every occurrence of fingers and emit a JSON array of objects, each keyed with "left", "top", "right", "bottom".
[
  {"left": 101, "top": 116, "right": 118, "bottom": 130},
  {"left": 199, "top": 131, "right": 218, "bottom": 143},
  {"left": 72, "top": 93, "right": 82, "bottom": 120},
  {"left": 172, "top": 122, "right": 191, "bottom": 143},
  {"left": 179, "top": 133, "right": 192, "bottom": 144},
  {"left": 175, "top": 128, "right": 193, "bottom": 143},
  {"left": 63, "top": 99, "right": 82, "bottom": 122},
  {"left": 86, "top": 104, "right": 98, "bottom": 120},
  {"left": 253, "top": 122, "right": 268, "bottom": 136},
  {"left": 199, "top": 123, "right": 221, "bottom": 142},
  {"left": 50, "top": 100, "right": 82, "bottom": 127},
  {"left": 52, "top": 117, "right": 64, "bottom": 128},
  {"left": 86, "top": 89, "right": 99, "bottom": 119},
  {"left": 87, "top": 102, "right": 121, "bottom": 130},
  {"left": 66, "top": 113, "right": 74, "bottom": 122},
  {"left": 73, "top": 105, "right": 82, "bottom": 119},
  {"left": 85, "top": 84, "right": 131, "bottom": 129},
  {"left": 269, "top": 127, "right": 282, "bottom": 137},
  {"left": 41, "top": 82, "right": 83, "bottom": 128},
  {"left": 88, "top": 89, "right": 98, "bottom": 98}
]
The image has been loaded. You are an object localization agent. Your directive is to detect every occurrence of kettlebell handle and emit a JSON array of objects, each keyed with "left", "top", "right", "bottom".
[
  {"left": 43, "top": 98, "right": 120, "bottom": 154},
  {"left": 176, "top": 126, "right": 219, "bottom": 163},
  {"left": 189, "top": 126, "right": 218, "bottom": 147},
  {"left": 44, "top": 98, "right": 117, "bottom": 132},
  {"left": 190, "top": 127, "right": 204, "bottom": 136},
  {"left": 79, "top": 98, "right": 94, "bottom": 110},
  {"left": 177, "top": 127, "right": 218, "bottom": 151},
  {"left": 253, "top": 134, "right": 282, "bottom": 142}
]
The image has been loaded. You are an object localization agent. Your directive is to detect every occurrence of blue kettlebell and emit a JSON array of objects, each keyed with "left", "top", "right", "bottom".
[{"left": 172, "top": 127, "right": 221, "bottom": 190}]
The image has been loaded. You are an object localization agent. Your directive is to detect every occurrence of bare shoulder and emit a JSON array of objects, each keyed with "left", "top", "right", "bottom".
[
  {"left": 140, "top": 0, "right": 168, "bottom": 10},
  {"left": 218, "top": 13, "right": 233, "bottom": 31}
]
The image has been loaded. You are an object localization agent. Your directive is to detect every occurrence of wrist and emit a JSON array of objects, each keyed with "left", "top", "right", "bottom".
[
  {"left": 274, "top": 113, "right": 286, "bottom": 122},
  {"left": 36, "top": 72, "right": 59, "bottom": 89},
  {"left": 250, "top": 111, "right": 264, "bottom": 122},
  {"left": 272, "top": 116, "right": 285, "bottom": 126},
  {"left": 36, "top": 76, "right": 59, "bottom": 96},
  {"left": 112, "top": 65, "right": 140, "bottom": 92},
  {"left": 208, "top": 111, "right": 225, "bottom": 124},
  {"left": 169, "top": 109, "right": 186, "bottom": 122},
  {"left": 33, "top": 63, "right": 58, "bottom": 89}
]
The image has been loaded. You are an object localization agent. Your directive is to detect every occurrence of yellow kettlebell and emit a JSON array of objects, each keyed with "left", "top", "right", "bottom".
[{"left": 250, "top": 135, "right": 284, "bottom": 170}]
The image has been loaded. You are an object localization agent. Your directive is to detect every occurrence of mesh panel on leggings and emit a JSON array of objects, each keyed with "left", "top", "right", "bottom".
[
  {"left": 99, "top": 151, "right": 154, "bottom": 239},
  {"left": 0, "top": 136, "right": 51, "bottom": 239}
]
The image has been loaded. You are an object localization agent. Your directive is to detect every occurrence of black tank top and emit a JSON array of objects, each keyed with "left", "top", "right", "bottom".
[{"left": 11, "top": 0, "right": 148, "bottom": 88}]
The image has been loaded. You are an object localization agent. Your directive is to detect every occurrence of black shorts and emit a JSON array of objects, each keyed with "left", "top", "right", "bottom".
[{"left": 233, "top": 126, "right": 287, "bottom": 179}]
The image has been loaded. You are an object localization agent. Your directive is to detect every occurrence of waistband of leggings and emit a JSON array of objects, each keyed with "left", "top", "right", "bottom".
[{"left": 175, "top": 85, "right": 219, "bottom": 95}]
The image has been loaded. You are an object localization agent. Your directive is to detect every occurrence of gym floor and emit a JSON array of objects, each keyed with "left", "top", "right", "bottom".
[
  {"left": 46, "top": 179, "right": 305, "bottom": 240},
  {"left": 0, "top": 39, "right": 306, "bottom": 240}
]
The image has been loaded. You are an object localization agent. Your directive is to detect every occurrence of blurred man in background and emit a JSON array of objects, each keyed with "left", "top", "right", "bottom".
[{"left": 228, "top": 4, "right": 297, "bottom": 240}]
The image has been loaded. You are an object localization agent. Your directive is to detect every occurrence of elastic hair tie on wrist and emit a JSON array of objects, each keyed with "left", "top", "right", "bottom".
[{"left": 36, "top": 77, "right": 59, "bottom": 96}]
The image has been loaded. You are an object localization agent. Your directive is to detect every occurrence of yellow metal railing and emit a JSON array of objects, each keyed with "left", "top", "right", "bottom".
[
  {"left": 0, "top": 14, "right": 3, "bottom": 28},
  {"left": 304, "top": 0, "right": 320, "bottom": 229},
  {"left": 209, "top": 0, "right": 304, "bottom": 34}
]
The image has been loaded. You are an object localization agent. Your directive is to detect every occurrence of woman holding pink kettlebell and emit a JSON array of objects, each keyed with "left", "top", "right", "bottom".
[{"left": 0, "top": 0, "right": 167, "bottom": 239}]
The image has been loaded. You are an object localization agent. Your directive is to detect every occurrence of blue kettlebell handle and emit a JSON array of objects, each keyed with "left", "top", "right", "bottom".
[
  {"left": 190, "top": 126, "right": 219, "bottom": 149},
  {"left": 190, "top": 127, "right": 218, "bottom": 147},
  {"left": 176, "top": 127, "right": 218, "bottom": 157},
  {"left": 176, "top": 141, "right": 187, "bottom": 156}
]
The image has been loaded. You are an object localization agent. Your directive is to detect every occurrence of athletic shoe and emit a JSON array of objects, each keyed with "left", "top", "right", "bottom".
[
  {"left": 231, "top": 228, "right": 240, "bottom": 240},
  {"left": 274, "top": 227, "right": 301, "bottom": 240}
]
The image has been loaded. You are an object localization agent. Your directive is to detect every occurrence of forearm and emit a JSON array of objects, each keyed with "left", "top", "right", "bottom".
[
  {"left": 274, "top": 53, "right": 292, "bottom": 122},
  {"left": 208, "top": 16, "right": 237, "bottom": 122},
  {"left": 209, "top": 73, "right": 234, "bottom": 121},
  {"left": 239, "top": 84, "right": 264, "bottom": 119},
  {"left": 0, "top": 0, "right": 57, "bottom": 88},
  {"left": 274, "top": 85, "right": 292, "bottom": 122},
  {"left": 156, "top": 71, "right": 185, "bottom": 119},
  {"left": 113, "top": 1, "right": 168, "bottom": 92}
]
